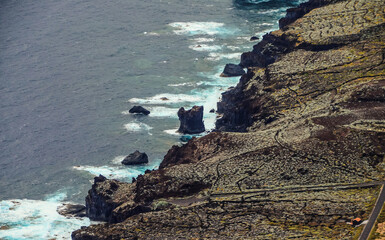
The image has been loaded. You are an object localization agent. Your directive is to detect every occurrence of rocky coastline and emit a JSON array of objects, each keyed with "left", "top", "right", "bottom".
[{"left": 72, "top": 0, "right": 385, "bottom": 239}]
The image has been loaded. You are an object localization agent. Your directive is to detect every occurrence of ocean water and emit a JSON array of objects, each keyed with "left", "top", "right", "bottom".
[{"left": 0, "top": 0, "right": 306, "bottom": 238}]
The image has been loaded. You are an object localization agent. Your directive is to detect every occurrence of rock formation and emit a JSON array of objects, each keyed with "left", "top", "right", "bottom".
[
  {"left": 121, "top": 151, "right": 148, "bottom": 165},
  {"left": 72, "top": 0, "right": 385, "bottom": 239},
  {"left": 220, "top": 63, "right": 246, "bottom": 77},
  {"left": 57, "top": 204, "right": 86, "bottom": 218},
  {"left": 128, "top": 106, "right": 150, "bottom": 115},
  {"left": 177, "top": 106, "right": 205, "bottom": 134}
]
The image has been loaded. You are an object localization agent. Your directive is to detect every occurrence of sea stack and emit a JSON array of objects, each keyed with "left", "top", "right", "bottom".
[{"left": 177, "top": 106, "right": 205, "bottom": 134}]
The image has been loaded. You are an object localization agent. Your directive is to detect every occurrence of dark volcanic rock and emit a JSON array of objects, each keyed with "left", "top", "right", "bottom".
[
  {"left": 121, "top": 151, "right": 148, "bottom": 165},
  {"left": 220, "top": 63, "right": 245, "bottom": 77},
  {"left": 57, "top": 204, "right": 86, "bottom": 218},
  {"left": 279, "top": 0, "right": 345, "bottom": 29},
  {"left": 240, "top": 33, "right": 294, "bottom": 68},
  {"left": 85, "top": 175, "right": 132, "bottom": 222},
  {"left": 128, "top": 106, "right": 150, "bottom": 115},
  {"left": 177, "top": 106, "right": 205, "bottom": 134},
  {"left": 250, "top": 36, "right": 259, "bottom": 41}
]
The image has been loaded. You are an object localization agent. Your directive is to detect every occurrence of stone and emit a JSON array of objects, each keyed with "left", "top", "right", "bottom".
[
  {"left": 85, "top": 176, "right": 134, "bottom": 222},
  {"left": 250, "top": 36, "right": 259, "bottom": 41},
  {"left": 129, "top": 106, "right": 150, "bottom": 115},
  {"left": 177, "top": 106, "right": 205, "bottom": 134},
  {"left": 122, "top": 151, "right": 148, "bottom": 165},
  {"left": 221, "top": 63, "right": 245, "bottom": 77},
  {"left": 57, "top": 204, "right": 86, "bottom": 218}
]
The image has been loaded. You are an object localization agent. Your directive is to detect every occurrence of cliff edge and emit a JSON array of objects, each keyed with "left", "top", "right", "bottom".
[{"left": 72, "top": 0, "right": 385, "bottom": 239}]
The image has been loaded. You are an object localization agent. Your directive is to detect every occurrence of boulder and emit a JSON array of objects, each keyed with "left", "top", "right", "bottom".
[
  {"left": 177, "top": 106, "right": 205, "bottom": 134},
  {"left": 57, "top": 204, "right": 86, "bottom": 218},
  {"left": 129, "top": 106, "right": 150, "bottom": 115},
  {"left": 250, "top": 36, "right": 259, "bottom": 41},
  {"left": 220, "top": 63, "right": 245, "bottom": 77},
  {"left": 122, "top": 151, "right": 149, "bottom": 165}
]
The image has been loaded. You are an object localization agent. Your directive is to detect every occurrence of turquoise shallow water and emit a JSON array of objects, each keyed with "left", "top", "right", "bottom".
[{"left": 0, "top": 0, "right": 306, "bottom": 238}]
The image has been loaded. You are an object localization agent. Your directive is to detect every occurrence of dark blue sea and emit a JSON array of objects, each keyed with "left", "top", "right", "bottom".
[{"left": 0, "top": 0, "right": 306, "bottom": 238}]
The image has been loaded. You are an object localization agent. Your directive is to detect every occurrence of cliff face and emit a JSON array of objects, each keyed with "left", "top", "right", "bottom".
[{"left": 72, "top": 0, "right": 385, "bottom": 239}]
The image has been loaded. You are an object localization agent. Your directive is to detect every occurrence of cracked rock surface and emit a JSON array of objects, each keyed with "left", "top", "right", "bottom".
[{"left": 72, "top": 0, "right": 385, "bottom": 239}]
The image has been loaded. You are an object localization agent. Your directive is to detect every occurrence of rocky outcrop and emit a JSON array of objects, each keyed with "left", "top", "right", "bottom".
[
  {"left": 177, "top": 106, "right": 205, "bottom": 134},
  {"left": 57, "top": 204, "right": 86, "bottom": 218},
  {"left": 121, "top": 151, "right": 148, "bottom": 165},
  {"left": 73, "top": 0, "right": 385, "bottom": 239},
  {"left": 220, "top": 63, "right": 245, "bottom": 77},
  {"left": 129, "top": 106, "right": 150, "bottom": 115},
  {"left": 85, "top": 175, "right": 134, "bottom": 222}
]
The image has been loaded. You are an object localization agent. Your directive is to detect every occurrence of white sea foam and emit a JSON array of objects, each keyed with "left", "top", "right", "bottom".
[
  {"left": 111, "top": 155, "right": 127, "bottom": 164},
  {"left": 73, "top": 159, "right": 162, "bottom": 181},
  {"left": 143, "top": 31, "right": 160, "bottom": 36},
  {"left": 226, "top": 46, "right": 241, "bottom": 51},
  {"left": 124, "top": 122, "right": 153, "bottom": 135},
  {"left": 206, "top": 52, "right": 242, "bottom": 61},
  {"left": 192, "top": 37, "right": 215, "bottom": 43},
  {"left": 255, "top": 22, "right": 275, "bottom": 26},
  {"left": 147, "top": 106, "right": 179, "bottom": 118},
  {"left": 169, "top": 22, "right": 231, "bottom": 36},
  {"left": 123, "top": 107, "right": 178, "bottom": 118},
  {"left": 74, "top": 165, "right": 143, "bottom": 180},
  {"left": 257, "top": 8, "right": 288, "bottom": 15},
  {"left": 167, "top": 82, "right": 195, "bottom": 87},
  {"left": 128, "top": 93, "right": 204, "bottom": 105},
  {"left": 188, "top": 44, "right": 222, "bottom": 52},
  {"left": 0, "top": 193, "right": 90, "bottom": 240},
  {"left": 163, "top": 128, "right": 180, "bottom": 136}
]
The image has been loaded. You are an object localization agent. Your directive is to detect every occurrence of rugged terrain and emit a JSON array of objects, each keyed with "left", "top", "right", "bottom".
[{"left": 72, "top": 0, "right": 385, "bottom": 239}]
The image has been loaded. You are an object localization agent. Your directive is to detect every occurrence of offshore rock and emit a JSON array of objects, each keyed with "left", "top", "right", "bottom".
[
  {"left": 177, "top": 106, "right": 205, "bottom": 134},
  {"left": 73, "top": 0, "right": 385, "bottom": 239},
  {"left": 128, "top": 106, "right": 150, "bottom": 115},
  {"left": 121, "top": 151, "right": 148, "bottom": 165},
  {"left": 221, "top": 63, "right": 245, "bottom": 77},
  {"left": 57, "top": 204, "right": 86, "bottom": 218}
]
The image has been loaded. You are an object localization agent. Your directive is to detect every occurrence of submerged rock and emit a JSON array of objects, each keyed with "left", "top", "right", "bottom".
[
  {"left": 121, "top": 151, "right": 148, "bottom": 165},
  {"left": 129, "top": 106, "right": 150, "bottom": 115},
  {"left": 220, "top": 63, "right": 245, "bottom": 77},
  {"left": 177, "top": 106, "right": 205, "bottom": 134}
]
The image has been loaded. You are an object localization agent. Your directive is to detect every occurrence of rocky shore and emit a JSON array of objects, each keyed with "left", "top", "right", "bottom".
[{"left": 72, "top": 0, "right": 385, "bottom": 239}]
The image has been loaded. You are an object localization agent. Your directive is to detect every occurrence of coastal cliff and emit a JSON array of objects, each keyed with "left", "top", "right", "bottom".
[{"left": 72, "top": 0, "right": 385, "bottom": 239}]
